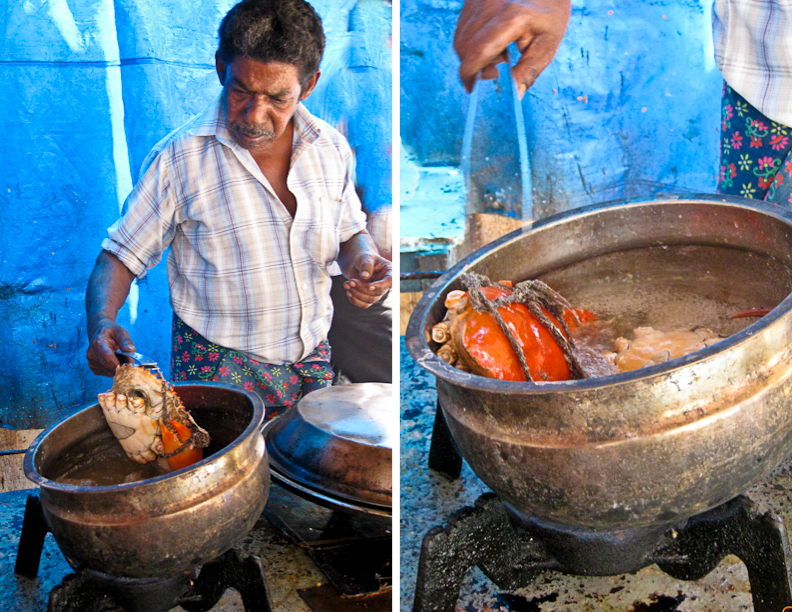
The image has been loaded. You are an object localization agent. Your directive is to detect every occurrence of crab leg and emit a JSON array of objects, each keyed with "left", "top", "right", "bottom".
[{"left": 731, "top": 308, "right": 772, "bottom": 319}]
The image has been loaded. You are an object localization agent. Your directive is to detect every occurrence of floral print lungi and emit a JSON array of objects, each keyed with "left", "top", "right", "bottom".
[
  {"left": 718, "top": 82, "right": 792, "bottom": 204},
  {"left": 169, "top": 314, "right": 334, "bottom": 421}
]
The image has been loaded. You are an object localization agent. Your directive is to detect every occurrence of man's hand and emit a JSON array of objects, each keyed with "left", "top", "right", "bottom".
[
  {"left": 87, "top": 318, "right": 136, "bottom": 377},
  {"left": 454, "top": 0, "right": 571, "bottom": 96},
  {"left": 344, "top": 252, "right": 392, "bottom": 308},
  {"left": 85, "top": 250, "right": 137, "bottom": 376}
]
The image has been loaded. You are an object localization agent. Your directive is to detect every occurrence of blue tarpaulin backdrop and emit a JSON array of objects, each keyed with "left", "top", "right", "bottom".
[{"left": 0, "top": 0, "right": 391, "bottom": 429}]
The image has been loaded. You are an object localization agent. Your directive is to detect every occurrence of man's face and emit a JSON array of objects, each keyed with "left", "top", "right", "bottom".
[{"left": 216, "top": 55, "right": 319, "bottom": 153}]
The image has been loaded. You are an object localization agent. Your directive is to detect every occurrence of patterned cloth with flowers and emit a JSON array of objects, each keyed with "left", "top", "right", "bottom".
[
  {"left": 169, "top": 314, "right": 333, "bottom": 421},
  {"left": 718, "top": 82, "right": 792, "bottom": 206}
]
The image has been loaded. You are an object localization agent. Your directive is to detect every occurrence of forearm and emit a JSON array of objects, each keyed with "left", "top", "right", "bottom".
[
  {"left": 338, "top": 230, "right": 378, "bottom": 279},
  {"left": 86, "top": 250, "right": 136, "bottom": 339}
]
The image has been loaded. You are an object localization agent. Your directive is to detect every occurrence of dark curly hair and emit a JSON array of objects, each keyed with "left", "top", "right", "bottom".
[{"left": 217, "top": 0, "right": 325, "bottom": 86}]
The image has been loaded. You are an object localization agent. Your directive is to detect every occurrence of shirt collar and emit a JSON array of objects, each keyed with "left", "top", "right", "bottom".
[
  {"left": 292, "top": 103, "right": 322, "bottom": 150},
  {"left": 187, "top": 92, "right": 228, "bottom": 140}
]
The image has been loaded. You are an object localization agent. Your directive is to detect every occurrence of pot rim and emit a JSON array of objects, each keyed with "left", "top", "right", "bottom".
[
  {"left": 24, "top": 381, "right": 265, "bottom": 493},
  {"left": 405, "top": 193, "right": 792, "bottom": 393}
]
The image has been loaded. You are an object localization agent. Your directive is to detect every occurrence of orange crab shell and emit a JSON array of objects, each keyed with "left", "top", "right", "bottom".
[
  {"left": 161, "top": 420, "right": 204, "bottom": 471},
  {"left": 450, "top": 285, "right": 593, "bottom": 382}
]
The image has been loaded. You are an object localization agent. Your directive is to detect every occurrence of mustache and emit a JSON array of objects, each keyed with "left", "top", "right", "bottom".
[{"left": 230, "top": 122, "right": 275, "bottom": 139}]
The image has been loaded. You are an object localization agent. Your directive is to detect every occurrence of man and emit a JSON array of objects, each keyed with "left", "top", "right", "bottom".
[
  {"left": 453, "top": 0, "right": 792, "bottom": 205},
  {"left": 86, "top": 0, "right": 391, "bottom": 417}
]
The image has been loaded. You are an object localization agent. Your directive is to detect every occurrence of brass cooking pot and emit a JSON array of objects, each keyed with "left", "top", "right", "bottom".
[
  {"left": 406, "top": 195, "right": 792, "bottom": 530},
  {"left": 24, "top": 383, "right": 269, "bottom": 578}
]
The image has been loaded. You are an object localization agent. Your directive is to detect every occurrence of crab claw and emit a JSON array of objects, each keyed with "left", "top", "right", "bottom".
[{"left": 161, "top": 419, "right": 204, "bottom": 471}]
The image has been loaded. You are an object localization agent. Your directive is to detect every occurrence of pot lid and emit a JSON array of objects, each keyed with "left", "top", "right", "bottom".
[
  {"left": 295, "top": 383, "right": 395, "bottom": 448},
  {"left": 264, "top": 383, "right": 393, "bottom": 511}
]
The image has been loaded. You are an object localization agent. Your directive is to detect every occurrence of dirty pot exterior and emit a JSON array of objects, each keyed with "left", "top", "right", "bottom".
[
  {"left": 24, "top": 383, "right": 269, "bottom": 578},
  {"left": 406, "top": 195, "right": 792, "bottom": 530},
  {"left": 264, "top": 383, "right": 393, "bottom": 511}
]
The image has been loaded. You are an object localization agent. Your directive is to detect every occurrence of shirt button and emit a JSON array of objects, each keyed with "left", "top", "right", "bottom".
[{"left": 302, "top": 283, "right": 308, "bottom": 290}]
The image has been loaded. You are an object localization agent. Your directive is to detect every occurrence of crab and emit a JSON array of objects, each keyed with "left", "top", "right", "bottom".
[
  {"left": 431, "top": 273, "right": 595, "bottom": 382},
  {"left": 97, "top": 364, "right": 210, "bottom": 471}
]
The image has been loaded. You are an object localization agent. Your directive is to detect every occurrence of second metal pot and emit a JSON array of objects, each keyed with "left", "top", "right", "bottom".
[
  {"left": 407, "top": 195, "right": 792, "bottom": 530},
  {"left": 264, "top": 382, "right": 393, "bottom": 514}
]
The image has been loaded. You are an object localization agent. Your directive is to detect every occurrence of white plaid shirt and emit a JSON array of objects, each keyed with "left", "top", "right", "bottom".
[
  {"left": 102, "top": 94, "right": 367, "bottom": 365},
  {"left": 713, "top": 0, "right": 792, "bottom": 126}
]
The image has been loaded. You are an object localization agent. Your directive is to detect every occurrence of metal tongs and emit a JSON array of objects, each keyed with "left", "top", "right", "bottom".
[
  {"left": 116, "top": 350, "right": 167, "bottom": 381},
  {"left": 116, "top": 350, "right": 159, "bottom": 371},
  {"left": 461, "top": 48, "right": 532, "bottom": 221}
]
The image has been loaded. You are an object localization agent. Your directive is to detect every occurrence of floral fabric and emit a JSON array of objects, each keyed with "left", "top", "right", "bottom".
[
  {"left": 718, "top": 82, "right": 792, "bottom": 205},
  {"left": 169, "top": 315, "right": 333, "bottom": 421}
]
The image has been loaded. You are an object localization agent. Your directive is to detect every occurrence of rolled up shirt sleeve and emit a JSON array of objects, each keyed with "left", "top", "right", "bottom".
[
  {"left": 366, "top": 207, "right": 392, "bottom": 256},
  {"left": 101, "top": 145, "right": 181, "bottom": 279}
]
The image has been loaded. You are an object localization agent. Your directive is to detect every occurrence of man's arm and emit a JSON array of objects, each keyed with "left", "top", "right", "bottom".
[
  {"left": 337, "top": 230, "right": 393, "bottom": 308},
  {"left": 85, "top": 251, "right": 138, "bottom": 376},
  {"left": 454, "top": 0, "right": 571, "bottom": 96}
]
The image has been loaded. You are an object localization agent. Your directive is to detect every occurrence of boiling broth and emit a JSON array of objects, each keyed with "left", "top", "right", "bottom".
[
  {"left": 47, "top": 429, "right": 169, "bottom": 486},
  {"left": 539, "top": 244, "right": 788, "bottom": 338}
]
